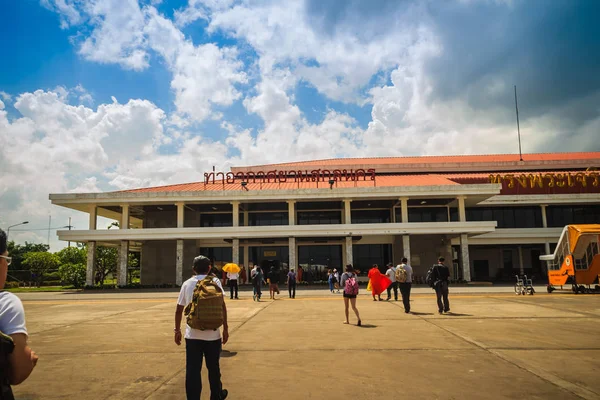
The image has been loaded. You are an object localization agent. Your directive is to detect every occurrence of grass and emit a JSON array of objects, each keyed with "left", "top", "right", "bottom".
[{"left": 6, "top": 286, "right": 80, "bottom": 293}]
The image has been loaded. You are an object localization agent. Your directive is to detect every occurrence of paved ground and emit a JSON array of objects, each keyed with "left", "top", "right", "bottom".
[{"left": 10, "top": 287, "right": 600, "bottom": 400}]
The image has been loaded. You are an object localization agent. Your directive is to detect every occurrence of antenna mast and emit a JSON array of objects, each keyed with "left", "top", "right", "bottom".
[{"left": 514, "top": 85, "right": 523, "bottom": 161}]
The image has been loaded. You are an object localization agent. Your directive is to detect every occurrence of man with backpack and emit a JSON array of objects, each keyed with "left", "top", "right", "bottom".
[
  {"left": 396, "top": 258, "right": 413, "bottom": 313},
  {"left": 385, "top": 263, "right": 398, "bottom": 301},
  {"left": 431, "top": 257, "right": 451, "bottom": 314},
  {"left": 174, "top": 255, "right": 229, "bottom": 400},
  {"left": 1, "top": 229, "right": 38, "bottom": 399}
]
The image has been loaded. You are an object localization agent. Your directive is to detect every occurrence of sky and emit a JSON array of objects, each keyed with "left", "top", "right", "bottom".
[{"left": 1, "top": 0, "right": 600, "bottom": 251}]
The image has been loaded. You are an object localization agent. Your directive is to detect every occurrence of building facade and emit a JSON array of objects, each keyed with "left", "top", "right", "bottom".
[{"left": 50, "top": 152, "right": 600, "bottom": 286}]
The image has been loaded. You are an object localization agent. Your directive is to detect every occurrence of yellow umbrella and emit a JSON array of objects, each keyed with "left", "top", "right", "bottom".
[{"left": 222, "top": 263, "right": 241, "bottom": 274}]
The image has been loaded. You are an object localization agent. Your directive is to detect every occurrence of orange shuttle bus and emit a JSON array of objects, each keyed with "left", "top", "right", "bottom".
[{"left": 540, "top": 224, "right": 600, "bottom": 294}]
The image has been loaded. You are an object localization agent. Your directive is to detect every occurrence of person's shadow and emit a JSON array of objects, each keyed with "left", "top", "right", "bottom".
[
  {"left": 443, "top": 312, "right": 472, "bottom": 317},
  {"left": 221, "top": 350, "right": 238, "bottom": 358},
  {"left": 409, "top": 311, "right": 434, "bottom": 316},
  {"left": 358, "top": 323, "right": 377, "bottom": 328}
]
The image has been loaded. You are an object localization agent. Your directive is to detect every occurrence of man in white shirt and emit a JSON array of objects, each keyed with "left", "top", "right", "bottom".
[
  {"left": 385, "top": 263, "right": 398, "bottom": 301},
  {"left": 397, "top": 257, "right": 414, "bottom": 313},
  {"left": 174, "top": 255, "right": 229, "bottom": 400},
  {"left": 226, "top": 271, "right": 239, "bottom": 300},
  {"left": 0, "top": 228, "right": 38, "bottom": 392}
]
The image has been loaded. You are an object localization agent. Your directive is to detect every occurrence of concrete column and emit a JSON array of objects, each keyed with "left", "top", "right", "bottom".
[
  {"left": 243, "top": 210, "right": 249, "bottom": 226},
  {"left": 287, "top": 201, "right": 296, "bottom": 225},
  {"left": 121, "top": 204, "right": 129, "bottom": 229},
  {"left": 458, "top": 196, "right": 466, "bottom": 222},
  {"left": 86, "top": 241, "right": 96, "bottom": 286},
  {"left": 243, "top": 245, "right": 249, "bottom": 268},
  {"left": 460, "top": 234, "right": 471, "bottom": 281},
  {"left": 400, "top": 197, "right": 408, "bottom": 223},
  {"left": 288, "top": 237, "right": 297, "bottom": 270},
  {"left": 232, "top": 239, "right": 240, "bottom": 265},
  {"left": 89, "top": 205, "right": 97, "bottom": 230},
  {"left": 232, "top": 201, "right": 240, "bottom": 227},
  {"left": 117, "top": 240, "right": 129, "bottom": 286},
  {"left": 344, "top": 199, "right": 352, "bottom": 224},
  {"left": 176, "top": 239, "right": 184, "bottom": 286},
  {"left": 402, "top": 235, "right": 411, "bottom": 261},
  {"left": 540, "top": 204, "right": 548, "bottom": 228},
  {"left": 176, "top": 202, "right": 185, "bottom": 228},
  {"left": 345, "top": 236, "right": 353, "bottom": 266},
  {"left": 518, "top": 246, "right": 525, "bottom": 275}
]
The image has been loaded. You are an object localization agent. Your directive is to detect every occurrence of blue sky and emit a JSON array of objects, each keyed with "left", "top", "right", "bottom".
[{"left": 1, "top": 0, "right": 600, "bottom": 249}]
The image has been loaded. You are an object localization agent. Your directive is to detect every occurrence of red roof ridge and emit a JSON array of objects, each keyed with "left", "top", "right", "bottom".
[{"left": 239, "top": 151, "right": 600, "bottom": 169}]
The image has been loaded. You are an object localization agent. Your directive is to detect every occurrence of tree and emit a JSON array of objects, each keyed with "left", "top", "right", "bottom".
[
  {"left": 95, "top": 246, "right": 118, "bottom": 285},
  {"left": 7, "top": 241, "right": 50, "bottom": 271},
  {"left": 22, "top": 252, "right": 60, "bottom": 286},
  {"left": 58, "top": 263, "right": 86, "bottom": 288},
  {"left": 56, "top": 247, "right": 86, "bottom": 266}
]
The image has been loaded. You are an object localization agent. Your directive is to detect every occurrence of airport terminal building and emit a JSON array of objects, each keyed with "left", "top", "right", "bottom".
[{"left": 50, "top": 152, "right": 600, "bottom": 286}]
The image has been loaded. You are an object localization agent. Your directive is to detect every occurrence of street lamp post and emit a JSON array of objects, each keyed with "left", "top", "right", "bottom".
[{"left": 6, "top": 221, "right": 29, "bottom": 240}]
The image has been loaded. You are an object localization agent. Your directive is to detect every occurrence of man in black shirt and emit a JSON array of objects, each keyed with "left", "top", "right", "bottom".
[{"left": 433, "top": 257, "right": 450, "bottom": 314}]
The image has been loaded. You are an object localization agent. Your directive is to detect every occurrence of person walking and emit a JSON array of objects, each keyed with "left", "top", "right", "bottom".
[
  {"left": 368, "top": 264, "right": 390, "bottom": 301},
  {"left": 252, "top": 266, "right": 265, "bottom": 301},
  {"left": 287, "top": 268, "right": 297, "bottom": 299},
  {"left": 0, "top": 229, "right": 39, "bottom": 397},
  {"left": 385, "top": 263, "right": 398, "bottom": 301},
  {"left": 327, "top": 269, "right": 335, "bottom": 293},
  {"left": 226, "top": 270, "right": 239, "bottom": 300},
  {"left": 333, "top": 269, "right": 341, "bottom": 293},
  {"left": 174, "top": 255, "right": 229, "bottom": 400},
  {"left": 433, "top": 257, "right": 451, "bottom": 314},
  {"left": 340, "top": 264, "right": 361, "bottom": 326},
  {"left": 268, "top": 266, "right": 280, "bottom": 300},
  {"left": 397, "top": 258, "right": 413, "bottom": 313}
]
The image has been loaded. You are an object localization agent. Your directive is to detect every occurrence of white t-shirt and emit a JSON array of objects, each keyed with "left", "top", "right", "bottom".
[
  {"left": 397, "top": 264, "right": 413, "bottom": 283},
  {"left": 385, "top": 267, "right": 396, "bottom": 282},
  {"left": 226, "top": 272, "right": 239, "bottom": 280},
  {"left": 177, "top": 275, "right": 224, "bottom": 341},
  {"left": 0, "top": 292, "right": 28, "bottom": 336}
]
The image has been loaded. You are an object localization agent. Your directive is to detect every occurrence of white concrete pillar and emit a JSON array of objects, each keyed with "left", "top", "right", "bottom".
[
  {"left": 243, "top": 245, "right": 249, "bottom": 269},
  {"left": 176, "top": 239, "right": 184, "bottom": 286},
  {"left": 458, "top": 196, "right": 466, "bottom": 222},
  {"left": 400, "top": 197, "right": 408, "bottom": 223},
  {"left": 86, "top": 241, "right": 96, "bottom": 286},
  {"left": 89, "top": 205, "right": 97, "bottom": 230},
  {"left": 121, "top": 204, "right": 129, "bottom": 229},
  {"left": 402, "top": 235, "right": 411, "bottom": 262},
  {"left": 176, "top": 202, "right": 185, "bottom": 228},
  {"left": 232, "top": 239, "right": 240, "bottom": 265},
  {"left": 232, "top": 201, "right": 240, "bottom": 227},
  {"left": 518, "top": 246, "right": 524, "bottom": 275},
  {"left": 343, "top": 199, "right": 352, "bottom": 224},
  {"left": 117, "top": 240, "right": 129, "bottom": 286},
  {"left": 288, "top": 237, "right": 297, "bottom": 270},
  {"left": 287, "top": 201, "right": 296, "bottom": 225},
  {"left": 540, "top": 204, "right": 548, "bottom": 228},
  {"left": 460, "top": 234, "right": 471, "bottom": 281},
  {"left": 345, "top": 236, "right": 353, "bottom": 266}
]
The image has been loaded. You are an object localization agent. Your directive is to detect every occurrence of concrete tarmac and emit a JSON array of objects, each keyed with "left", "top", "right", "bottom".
[{"left": 10, "top": 288, "right": 600, "bottom": 400}]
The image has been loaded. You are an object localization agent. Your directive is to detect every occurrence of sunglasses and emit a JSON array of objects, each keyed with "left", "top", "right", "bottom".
[{"left": 0, "top": 255, "right": 11, "bottom": 266}]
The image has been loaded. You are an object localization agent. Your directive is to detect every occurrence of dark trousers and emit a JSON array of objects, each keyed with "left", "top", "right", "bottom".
[
  {"left": 399, "top": 282, "right": 412, "bottom": 312},
  {"left": 229, "top": 279, "right": 238, "bottom": 299},
  {"left": 288, "top": 281, "right": 296, "bottom": 298},
  {"left": 185, "top": 338, "right": 223, "bottom": 400},
  {"left": 435, "top": 281, "right": 450, "bottom": 312},
  {"left": 386, "top": 281, "right": 398, "bottom": 300}
]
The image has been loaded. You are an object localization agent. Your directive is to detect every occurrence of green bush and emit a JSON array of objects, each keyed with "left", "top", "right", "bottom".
[
  {"left": 58, "top": 263, "right": 86, "bottom": 288},
  {"left": 4, "top": 282, "right": 20, "bottom": 289},
  {"left": 42, "top": 280, "right": 63, "bottom": 286},
  {"left": 45, "top": 271, "right": 61, "bottom": 281}
]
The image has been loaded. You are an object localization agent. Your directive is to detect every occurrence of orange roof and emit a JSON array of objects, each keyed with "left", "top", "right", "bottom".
[
  {"left": 122, "top": 174, "right": 459, "bottom": 193},
  {"left": 238, "top": 152, "right": 600, "bottom": 169}
]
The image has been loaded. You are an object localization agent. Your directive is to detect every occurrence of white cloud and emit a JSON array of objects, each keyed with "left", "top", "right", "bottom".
[
  {"left": 0, "top": 91, "right": 11, "bottom": 102},
  {"left": 78, "top": 0, "right": 149, "bottom": 70},
  {"left": 41, "top": 0, "right": 82, "bottom": 28}
]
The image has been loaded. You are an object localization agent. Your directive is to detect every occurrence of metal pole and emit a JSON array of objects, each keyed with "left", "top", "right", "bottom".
[
  {"left": 68, "top": 217, "right": 72, "bottom": 248},
  {"left": 47, "top": 215, "right": 51, "bottom": 248},
  {"left": 514, "top": 85, "right": 523, "bottom": 161}
]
